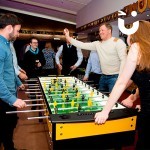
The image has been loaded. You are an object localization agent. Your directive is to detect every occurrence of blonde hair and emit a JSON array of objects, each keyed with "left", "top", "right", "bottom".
[{"left": 130, "top": 20, "right": 150, "bottom": 71}]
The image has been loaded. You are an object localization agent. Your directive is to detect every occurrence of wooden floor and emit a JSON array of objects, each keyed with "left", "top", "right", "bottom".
[
  {"left": 0, "top": 89, "right": 50, "bottom": 150},
  {"left": 14, "top": 111, "right": 50, "bottom": 150},
  {"left": 0, "top": 89, "right": 138, "bottom": 150}
]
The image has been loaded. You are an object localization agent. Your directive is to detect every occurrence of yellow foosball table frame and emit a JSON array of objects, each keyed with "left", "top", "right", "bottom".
[{"left": 39, "top": 76, "right": 137, "bottom": 150}]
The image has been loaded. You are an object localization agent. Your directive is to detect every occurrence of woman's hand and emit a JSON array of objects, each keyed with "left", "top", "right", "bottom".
[
  {"left": 94, "top": 111, "right": 109, "bottom": 124},
  {"left": 121, "top": 95, "right": 134, "bottom": 108}
]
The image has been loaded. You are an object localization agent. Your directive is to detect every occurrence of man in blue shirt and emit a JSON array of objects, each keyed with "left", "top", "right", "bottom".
[
  {"left": 83, "top": 51, "right": 102, "bottom": 89},
  {"left": 0, "top": 13, "right": 26, "bottom": 150}
]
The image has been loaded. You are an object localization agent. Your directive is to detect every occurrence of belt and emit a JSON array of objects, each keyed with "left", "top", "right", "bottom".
[
  {"left": 91, "top": 72, "right": 101, "bottom": 75},
  {"left": 102, "top": 74, "right": 118, "bottom": 76}
]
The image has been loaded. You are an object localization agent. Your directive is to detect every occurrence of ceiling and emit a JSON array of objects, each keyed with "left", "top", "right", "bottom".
[
  {"left": 0, "top": 0, "right": 92, "bottom": 25},
  {"left": 0, "top": 0, "right": 149, "bottom": 40}
]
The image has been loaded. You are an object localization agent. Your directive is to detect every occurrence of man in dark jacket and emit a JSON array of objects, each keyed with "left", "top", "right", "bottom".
[{"left": 23, "top": 37, "right": 46, "bottom": 78}]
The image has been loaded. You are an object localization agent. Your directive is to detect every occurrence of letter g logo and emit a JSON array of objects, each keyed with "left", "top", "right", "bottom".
[{"left": 118, "top": 11, "right": 139, "bottom": 35}]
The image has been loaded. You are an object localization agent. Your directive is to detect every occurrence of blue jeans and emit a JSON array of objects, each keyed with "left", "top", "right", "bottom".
[{"left": 99, "top": 74, "right": 118, "bottom": 93}]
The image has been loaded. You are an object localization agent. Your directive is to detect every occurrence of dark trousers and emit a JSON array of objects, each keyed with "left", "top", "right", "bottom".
[
  {"left": 0, "top": 100, "right": 18, "bottom": 150},
  {"left": 88, "top": 73, "right": 101, "bottom": 89},
  {"left": 62, "top": 67, "right": 78, "bottom": 77},
  {"left": 136, "top": 114, "right": 150, "bottom": 150}
]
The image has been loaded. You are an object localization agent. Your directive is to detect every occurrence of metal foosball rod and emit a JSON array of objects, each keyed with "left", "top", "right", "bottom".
[
  {"left": 28, "top": 86, "right": 40, "bottom": 89},
  {"left": 6, "top": 109, "right": 47, "bottom": 114},
  {"left": 41, "top": 82, "right": 82, "bottom": 85},
  {"left": 28, "top": 116, "right": 50, "bottom": 120},
  {"left": 23, "top": 99, "right": 44, "bottom": 102},
  {"left": 25, "top": 91, "right": 42, "bottom": 94},
  {"left": 28, "top": 94, "right": 42, "bottom": 97},
  {"left": 24, "top": 84, "right": 39, "bottom": 86},
  {"left": 40, "top": 79, "right": 93, "bottom": 84},
  {"left": 47, "top": 91, "right": 96, "bottom": 97},
  {"left": 25, "top": 79, "right": 38, "bottom": 82},
  {"left": 50, "top": 95, "right": 104, "bottom": 100},
  {"left": 26, "top": 104, "right": 45, "bottom": 107},
  {"left": 50, "top": 105, "right": 104, "bottom": 111},
  {"left": 48, "top": 99, "right": 107, "bottom": 105},
  {"left": 26, "top": 89, "right": 40, "bottom": 91}
]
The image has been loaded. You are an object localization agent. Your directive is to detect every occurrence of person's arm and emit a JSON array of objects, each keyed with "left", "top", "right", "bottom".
[
  {"left": 18, "top": 67, "right": 28, "bottom": 80},
  {"left": 121, "top": 88, "right": 139, "bottom": 108},
  {"left": 0, "top": 73, "right": 16, "bottom": 105},
  {"left": 94, "top": 43, "right": 138, "bottom": 124},
  {"left": 64, "top": 28, "right": 97, "bottom": 50},
  {"left": 84, "top": 54, "right": 92, "bottom": 78},
  {"left": 20, "top": 68, "right": 26, "bottom": 74},
  {"left": 74, "top": 48, "right": 83, "bottom": 67},
  {"left": 10, "top": 42, "right": 21, "bottom": 76},
  {"left": 0, "top": 54, "right": 18, "bottom": 105},
  {"left": 15, "top": 73, "right": 22, "bottom": 87},
  {"left": 14, "top": 65, "right": 21, "bottom": 76},
  {"left": 14, "top": 63, "right": 28, "bottom": 80},
  {"left": 116, "top": 39, "right": 127, "bottom": 76},
  {"left": 55, "top": 45, "right": 63, "bottom": 65},
  {"left": 55, "top": 45, "right": 63, "bottom": 70}
]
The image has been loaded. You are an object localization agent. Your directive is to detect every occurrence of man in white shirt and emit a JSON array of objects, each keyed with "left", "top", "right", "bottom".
[
  {"left": 64, "top": 23, "right": 127, "bottom": 93},
  {"left": 55, "top": 39, "right": 83, "bottom": 76}
]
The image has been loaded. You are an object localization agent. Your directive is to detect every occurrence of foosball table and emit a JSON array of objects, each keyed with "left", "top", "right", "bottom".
[{"left": 32, "top": 76, "right": 137, "bottom": 150}]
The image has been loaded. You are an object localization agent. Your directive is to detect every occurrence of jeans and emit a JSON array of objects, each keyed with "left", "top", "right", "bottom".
[{"left": 99, "top": 74, "right": 118, "bottom": 93}]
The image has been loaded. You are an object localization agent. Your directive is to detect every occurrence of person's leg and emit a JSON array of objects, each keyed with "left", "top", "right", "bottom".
[
  {"left": 99, "top": 75, "right": 108, "bottom": 92},
  {"left": 1, "top": 126, "right": 15, "bottom": 150},
  {"left": 0, "top": 101, "right": 17, "bottom": 150},
  {"left": 108, "top": 74, "right": 118, "bottom": 92},
  {"left": 136, "top": 116, "right": 150, "bottom": 150},
  {"left": 88, "top": 73, "right": 94, "bottom": 81},
  {"left": 93, "top": 74, "right": 101, "bottom": 89}
]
